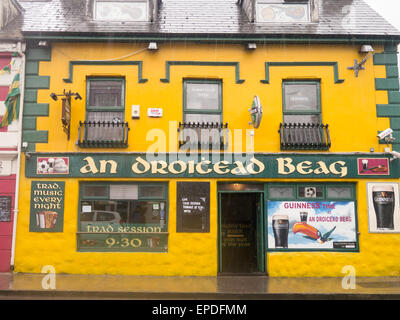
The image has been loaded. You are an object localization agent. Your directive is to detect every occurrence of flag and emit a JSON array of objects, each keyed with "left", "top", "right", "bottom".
[{"left": 0, "top": 72, "right": 20, "bottom": 128}]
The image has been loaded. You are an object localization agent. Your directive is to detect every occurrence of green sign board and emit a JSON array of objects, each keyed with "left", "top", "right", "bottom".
[
  {"left": 25, "top": 153, "right": 400, "bottom": 179},
  {"left": 30, "top": 181, "right": 65, "bottom": 232},
  {"left": 77, "top": 232, "right": 168, "bottom": 252}
]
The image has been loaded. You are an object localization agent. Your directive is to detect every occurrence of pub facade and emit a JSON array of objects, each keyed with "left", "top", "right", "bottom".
[{"left": 12, "top": 0, "right": 400, "bottom": 277}]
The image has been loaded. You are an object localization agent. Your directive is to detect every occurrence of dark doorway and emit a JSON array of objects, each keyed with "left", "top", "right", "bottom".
[{"left": 219, "top": 192, "right": 263, "bottom": 274}]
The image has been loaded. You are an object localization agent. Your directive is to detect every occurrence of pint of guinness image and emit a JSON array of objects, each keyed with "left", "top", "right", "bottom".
[
  {"left": 300, "top": 211, "right": 308, "bottom": 223},
  {"left": 272, "top": 214, "right": 289, "bottom": 248},
  {"left": 372, "top": 185, "right": 395, "bottom": 230}
]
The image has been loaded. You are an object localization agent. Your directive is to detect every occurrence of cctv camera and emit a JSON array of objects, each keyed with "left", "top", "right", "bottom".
[
  {"left": 377, "top": 128, "right": 393, "bottom": 140},
  {"left": 390, "top": 151, "right": 400, "bottom": 159}
]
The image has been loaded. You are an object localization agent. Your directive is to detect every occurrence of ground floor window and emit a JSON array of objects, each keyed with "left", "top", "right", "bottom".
[
  {"left": 77, "top": 182, "right": 168, "bottom": 252},
  {"left": 266, "top": 183, "right": 358, "bottom": 252}
]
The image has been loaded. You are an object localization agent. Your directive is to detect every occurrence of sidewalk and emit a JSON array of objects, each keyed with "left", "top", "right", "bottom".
[{"left": 1, "top": 273, "right": 400, "bottom": 299}]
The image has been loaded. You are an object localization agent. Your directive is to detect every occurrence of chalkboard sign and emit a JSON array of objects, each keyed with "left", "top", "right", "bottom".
[
  {"left": 177, "top": 182, "right": 210, "bottom": 233},
  {"left": 0, "top": 196, "right": 11, "bottom": 222}
]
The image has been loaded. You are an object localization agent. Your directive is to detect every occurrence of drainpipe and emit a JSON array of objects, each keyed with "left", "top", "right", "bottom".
[
  {"left": 10, "top": 40, "right": 26, "bottom": 271},
  {"left": 251, "top": 0, "right": 255, "bottom": 23}
]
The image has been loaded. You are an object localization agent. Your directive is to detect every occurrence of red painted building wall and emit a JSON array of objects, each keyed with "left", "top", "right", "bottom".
[
  {"left": 0, "top": 54, "right": 16, "bottom": 271},
  {"left": 0, "top": 175, "right": 15, "bottom": 271}
]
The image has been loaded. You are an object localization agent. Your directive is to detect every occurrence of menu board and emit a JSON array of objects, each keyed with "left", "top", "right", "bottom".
[
  {"left": 177, "top": 182, "right": 210, "bottom": 233},
  {"left": 0, "top": 196, "right": 11, "bottom": 222}
]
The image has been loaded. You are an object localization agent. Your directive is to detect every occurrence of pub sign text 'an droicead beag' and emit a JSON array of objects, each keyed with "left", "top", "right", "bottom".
[{"left": 25, "top": 153, "right": 398, "bottom": 179}]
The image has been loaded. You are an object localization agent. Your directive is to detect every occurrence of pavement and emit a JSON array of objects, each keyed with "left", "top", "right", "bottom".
[{"left": 1, "top": 273, "right": 400, "bottom": 299}]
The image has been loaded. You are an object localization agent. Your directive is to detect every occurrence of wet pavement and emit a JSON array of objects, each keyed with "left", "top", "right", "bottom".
[{"left": 1, "top": 273, "right": 400, "bottom": 299}]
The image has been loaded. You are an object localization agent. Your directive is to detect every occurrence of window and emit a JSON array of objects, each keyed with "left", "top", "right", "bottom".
[
  {"left": 279, "top": 80, "right": 330, "bottom": 150},
  {"left": 94, "top": 0, "right": 148, "bottom": 21},
  {"left": 78, "top": 78, "right": 129, "bottom": 147},
  {"left": 179, "top": 79, "right": 228, "bottom": 149},
  {"left": 283, "top": 81, "right": 320, "bottom": 124},
  {"left": 267, "top": 183, "right": 358, "bottom": 252},
  {"left": 183, "top": 79, "right": 222, "bottom": 123},
  {"left": 78, "top": 182, "right": 168, "bottom": 252},
  {"left": 256, "top": 0, "right": 310, "bottom": 23}
]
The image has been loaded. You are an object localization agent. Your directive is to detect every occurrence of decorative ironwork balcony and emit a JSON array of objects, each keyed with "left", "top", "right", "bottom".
[
  {"left": 77, "top": 121, "right": 130, "bottom": 148},
  {"left": 178, "top": 122, "right": 229, "bottom": 150},
  {"left": 279, "top": 123, "right": 331, "bottom": 150}
]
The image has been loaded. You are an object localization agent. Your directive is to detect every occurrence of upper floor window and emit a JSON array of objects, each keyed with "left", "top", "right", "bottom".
[
  {"left": 282, "top": 81, "right": 320, "bottom": 124},
  {"left": 256, "top": 0, "right": 310, "bottom": 23},
  {"left": 77, "top": 77, "right": 130, "bottom": 148},
  {"left": 183, "top": 79, "right": 222, "bottom": 124},
  {"left": 94, "top": 0, "right": 148, "bottom": 22},
  {"left": 178, "top": 79, "right": 228, "bottom": 150},
  {"left": 279, "top": 80, "right": 331, "bottom": 150}
]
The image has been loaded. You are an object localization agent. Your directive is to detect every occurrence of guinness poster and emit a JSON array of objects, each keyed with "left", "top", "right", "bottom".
[{"left": 367, "top": 182, "right": 400, "bottom": 233}]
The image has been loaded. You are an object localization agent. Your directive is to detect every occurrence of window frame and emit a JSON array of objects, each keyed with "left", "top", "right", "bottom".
[
  {"left": 282, "top": 80, "right": 321, "bottom": 124},
  {"left": 77, "top": 181, "right": 169, "bottom": 252},
  {"left": 256, "top": 1, "right": 311, "bottom": 24},
  {"left": 183, "top": 79, "right": 223, "bottom": 123},
  {"left": 93, "top": 0, "right": 149, "bottom": 22},
  {"left": 86, "top": 77, "right": 126, "bottom": 113}
]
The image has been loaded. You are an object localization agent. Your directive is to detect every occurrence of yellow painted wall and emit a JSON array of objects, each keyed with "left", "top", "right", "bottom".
[
  {"left": 35, "top": 42, "right": 389, "bottom": 154},
  {"left": 15, "top": 41, "right": 400, "bottom": 277}
]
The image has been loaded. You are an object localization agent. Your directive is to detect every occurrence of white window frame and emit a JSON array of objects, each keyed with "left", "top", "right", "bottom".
[
  {"left": 256, "top": 1, "right": 310, "bottom": 23},
  {"left": 93, "top": 0, "right": 149, "bottom": 22}
]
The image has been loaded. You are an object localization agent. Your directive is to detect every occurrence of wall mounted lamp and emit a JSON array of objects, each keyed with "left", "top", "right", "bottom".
[
  {"left": 148, "top": 42, "right": 158, "bottom": 51},
  {"left": 38, "top": 40, "right": 48, "bottom": 48},
  {"left": 247, "top": 43, "right": 257, "bottom": 50},
  {"left": 348, "top": 45, "right": 374, "bottom": 77},
  {"left": 50, "top": 90, "right": 82, "bottom": 140}
]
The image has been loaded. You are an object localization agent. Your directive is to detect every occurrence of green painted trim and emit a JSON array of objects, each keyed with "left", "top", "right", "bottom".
[
  {"left": 24, "top": 89, "right": 38, "bottom": 103},
  {"left": 377, "top": 104, "right": 400, "bottom": 117},
  {"left": 24, "top": 143, "right": 36, "bottom": 152},
  {"left": 160, "top": 61, "right": 245, "bottom": 84},
  {"left": 26, "top": 48, "right": 51, "bottom": 61},
  {"left": 25, "top": 61, "right": 39, "bottom": 75},
  {"left": 375, "top": 78, "right": 399, "bottom": 91},
  {"left": 22, "top": 130, "right": 48, "bottom": 143},
  {"left": 390, "top": 118, "right": 400, "bottom": 130},
  {"left": 373, "top": 53, "right": 398, "bottom": 66},
  {"left": 23, "top": 103, "right": 49, "bottom": 117},
  {"left": 25, "top": 75, "right": 50, "bottom": 89},
  {"left": 386, "top": 66, "right": 399, "bottom": 78},
  {"left": 260, "top": 62, "right": 344, "bottom": 84},
  {"left": 388, "top": 91, "right": 400, "bottom": 104},
  {"left": 22, "top": 117, "right": 37, "bottom": 130},
  {"left": 23, "top": 34, "right": 400, "bottom": 45},
  {"left": 62, "top": 61, "right": 148, "bottom": 83},
  {"left": 384, "top": 44, "right": 398, "bottom": 53}
]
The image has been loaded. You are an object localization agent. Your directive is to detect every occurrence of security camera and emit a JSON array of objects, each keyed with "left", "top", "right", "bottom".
[
  {"left": 377, "top": 128, "right": 393, "bottom": 140},
  {"left": 389, "top": 151, "right": 400, "bottom": 160}
]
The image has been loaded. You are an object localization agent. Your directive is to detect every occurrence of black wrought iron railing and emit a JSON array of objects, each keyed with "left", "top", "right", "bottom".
[
  {"left": 78, "top": 121, "right": 130, "bottom": 148},
  {"left": 278, "top": 123, "right": 331, "bottom": 150},
  {"left": 178, "top": 122, "right": 229, "bottom": 150}
]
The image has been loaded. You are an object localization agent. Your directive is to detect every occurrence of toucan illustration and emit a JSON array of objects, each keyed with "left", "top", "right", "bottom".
[{"left": 293, "top": 222, "right": 336, "bottom": 244}]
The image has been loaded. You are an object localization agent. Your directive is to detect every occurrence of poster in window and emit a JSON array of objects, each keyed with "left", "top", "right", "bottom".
[
  {"left": 0, "top": 196, "right": 11, "bottom": 222},
  {"left": 177, "top": 182, "right": 210, "bottom": 232},
  {"left": 267, "top": 200, "right": 358, "bottom": 250},
  {"left": 30, "top": 181, "right": 65, "bottom": 232},
  {"left": 367, "top": 182, "right": 400, "bottom": 233}
]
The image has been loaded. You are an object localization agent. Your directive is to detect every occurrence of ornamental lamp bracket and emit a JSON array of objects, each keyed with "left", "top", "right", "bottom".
[{"left": 50, "top": 90, "right": 82, "bottom": 140}]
